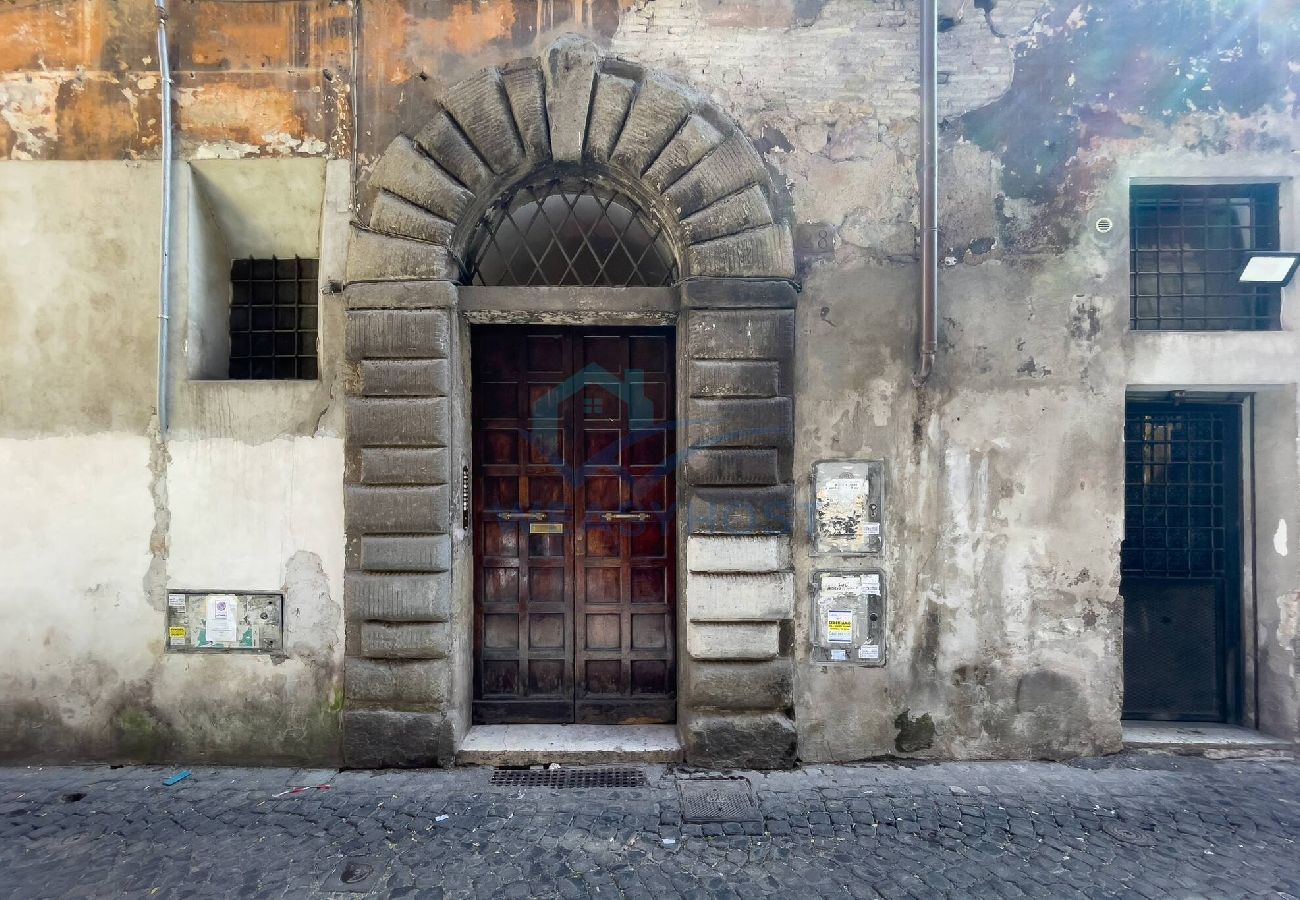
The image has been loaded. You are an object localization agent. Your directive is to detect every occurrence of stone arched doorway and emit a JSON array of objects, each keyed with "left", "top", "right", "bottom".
[{"left": 341, "top": 35, "right": 798, "bottom": 769}]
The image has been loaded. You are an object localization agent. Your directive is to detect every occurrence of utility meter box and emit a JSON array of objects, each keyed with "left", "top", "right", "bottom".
[
  {"left": 812, "top": 570, "right": 886, "bottom": 666},
  {"left": 812, "top": 460, "right": 884, "bottom": 555}
]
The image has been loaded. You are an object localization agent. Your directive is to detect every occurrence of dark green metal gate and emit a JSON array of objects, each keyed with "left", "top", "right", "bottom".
[{"left": 1121, "top": 399, "right": 1243, "bottom": 722}]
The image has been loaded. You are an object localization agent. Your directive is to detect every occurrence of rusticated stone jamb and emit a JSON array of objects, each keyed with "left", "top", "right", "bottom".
[{"left": 343, "top": 295, "right": 458, "bottom": 768}]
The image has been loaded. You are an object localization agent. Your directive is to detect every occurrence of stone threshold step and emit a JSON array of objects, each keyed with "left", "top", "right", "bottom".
[
  {"left": 457, "top": 724, "right": 684, "bottom": 766},
  {"left": 1123, "top": 722, "right": 1294, "bottom": 754}
]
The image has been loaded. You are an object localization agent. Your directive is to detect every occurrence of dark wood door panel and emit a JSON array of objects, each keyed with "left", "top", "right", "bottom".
[{"left": 472, "top": 325, "right": 676, "bottom": 725}]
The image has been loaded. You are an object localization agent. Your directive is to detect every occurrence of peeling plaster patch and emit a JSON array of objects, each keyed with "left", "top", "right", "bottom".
[
  {"left": 187, "top": 140, "right": 262, "bottom": 160},
  {"left": 0, "top": 75, "right": 58, "bottom": 158},
  {"left": 1273, "top": 518, "right": 1288, "bottom": 557}
]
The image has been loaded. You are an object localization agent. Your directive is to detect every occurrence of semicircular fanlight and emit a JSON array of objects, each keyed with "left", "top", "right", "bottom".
[{"left": 462, "top": 178, "right": 679, "bottom": 287}]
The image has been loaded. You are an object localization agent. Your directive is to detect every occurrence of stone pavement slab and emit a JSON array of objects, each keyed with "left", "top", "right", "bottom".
[{"left": 1, "top": 753, "right": 1298, "bottom": 899}]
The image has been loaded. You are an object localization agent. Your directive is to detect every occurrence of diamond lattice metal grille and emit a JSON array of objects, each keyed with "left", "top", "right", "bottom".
[{"left": 463, "top": 178, "right": 679, "bottom": 287}]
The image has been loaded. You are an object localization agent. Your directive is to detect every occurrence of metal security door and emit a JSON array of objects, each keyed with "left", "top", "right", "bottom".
[
  {"left": 1121, "top": 400, "right": 1243, "bottom": 722},
  {"left": 471, "top": 326, "right": 676, "bottom": 725}
]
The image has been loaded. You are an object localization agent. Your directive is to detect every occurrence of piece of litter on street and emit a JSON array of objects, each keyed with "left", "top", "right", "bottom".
[
  {"left": 435, "top": 814, "right": 449, "bottom": 822},
  {"left": 273, "top": 784, "right": 332, "bottom": 798},
  {"left": 163, "top": 771, "right": 191, "bottom": 786},
  {"left": 662, "top": 838, "right": 676, "bottom": 845}
]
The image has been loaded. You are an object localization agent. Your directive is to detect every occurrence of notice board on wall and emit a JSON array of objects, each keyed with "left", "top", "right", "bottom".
[{"left": 165, "top": 592, "right": 283, "bottom": 653}]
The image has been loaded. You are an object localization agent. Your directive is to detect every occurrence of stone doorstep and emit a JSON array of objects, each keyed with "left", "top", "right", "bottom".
[
  {"left": 1122, "top": 722, "right": 1295, "bottom": 754},
  {"left": 455, "top": 724, "right": 684, "bottom": 767}
]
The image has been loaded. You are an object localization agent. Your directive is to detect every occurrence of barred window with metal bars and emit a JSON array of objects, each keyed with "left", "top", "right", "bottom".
[
  {"left": 1129, "top": 183, "right": 1281, "bottom": 331},
  {"left": 462, "top": 178, "right": 679, "bottom": 287},
  {"left": 1122, "top": 404, "right": 1238, "bottom": 579},
  {"left": 228, "top": 257, "right": 319, "bottom": 380}
]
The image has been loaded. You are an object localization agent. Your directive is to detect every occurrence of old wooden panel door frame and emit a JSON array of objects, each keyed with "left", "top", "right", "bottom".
[{"left": 471, "top": 326, "right": 677, "bottom": 724}]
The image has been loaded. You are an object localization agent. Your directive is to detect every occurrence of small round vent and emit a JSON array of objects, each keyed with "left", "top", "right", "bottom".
[{"left": 1095, "top": 217, "right": 1114, "bottom": 234}]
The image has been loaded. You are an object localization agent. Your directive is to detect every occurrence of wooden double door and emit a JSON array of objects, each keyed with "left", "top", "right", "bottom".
[{"left": 471, "top": 326, "right": 677, "bottom": 724}]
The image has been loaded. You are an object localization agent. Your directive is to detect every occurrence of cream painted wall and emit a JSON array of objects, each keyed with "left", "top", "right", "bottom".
[{"left": 0, "top": 161, "right": 349, "bottom": 764}]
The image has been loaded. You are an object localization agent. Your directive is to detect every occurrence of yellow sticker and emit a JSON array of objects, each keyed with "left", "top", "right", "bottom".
[
  {"left": 168, "top": 627, "right": 187, "bottom": 638},
  {"left": 825, "top": 610, "right": 853, "bottom": 644}
]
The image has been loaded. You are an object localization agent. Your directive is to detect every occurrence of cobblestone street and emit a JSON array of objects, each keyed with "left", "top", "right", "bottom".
[{"left": 2, "top": 753, "right": 1297, "bottom": 899}]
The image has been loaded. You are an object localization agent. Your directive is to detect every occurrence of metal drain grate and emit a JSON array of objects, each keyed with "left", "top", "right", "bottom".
[
  {"left": 677, "top": 776, "right": 762, "bottom": 823},
  {"left": 490, "top": 766, "right": 646, "bottom": 788}
]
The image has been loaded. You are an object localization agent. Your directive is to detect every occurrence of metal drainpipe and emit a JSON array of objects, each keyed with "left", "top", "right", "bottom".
[
  {"left": 915, "top": 0, "right": 939, "bottom": 384},
  {"left": 155, "top": 0, "right": 173, "bottom": 435}
]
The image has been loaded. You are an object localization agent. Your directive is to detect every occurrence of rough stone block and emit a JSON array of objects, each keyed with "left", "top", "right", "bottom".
[
  {"left": 369, "top": 191, "right": 455, "bottom": 246},
  {"left": 342, "top": 709, "right": 455, "bottom": 768},
  {"left": 683, "top": 711, "right": 797, "bottom": 769},
  {"left": 585, "top": 73, "right": 635, "bottom": 162},
  {"left": 688, "top": 360, "right": 781, "bottom": 398},
  {"left": 687, "top": 535, "right": 791, "bottom": 573},
  {"left": 360, "top": 448, "right": 449, "bottom": 485},
  {"left": 543, "top": 34, "right": 598, "bottom": 161},
  {"left": 344, "top": 283, "right": 456, "bottom": 311},
  {"left": 644, "top": 113, "right": 725, "bottom": 192},
  {"left": 501, "top": 59, "right": 550, "bottom": 162},
  {"left": 611, "top": 72, "right": 694, "bottom": 177},
  {"left": 687, "top": 485, "right": 793, "bottom": 534},
  {"left": 346, "top": 572, "right": 453, "bottom": 622},
  {"left": 686, "top": 398, "right": 793, "bottom": 453},
  {"left": 689, "top": 223, "right": 796, "bottom": 280},
  {"left": 680, "top": 185, "right": 776, "bottom": 246},
  {"left": 349, "top": 398, "right": 449, "bottom": 447},
  {"left": 346, "top": 658, "right": 450, "bottom": 705},
  {"left": 687, "top": 621, "right": 780, "bottom": 660},
  {"left": 345, "top": 486, "right": 450, "bottom": 534},
  {"left": 688, "top": 572, "right": 794, "bottom": 621},
  {"left": 359, "top": 360, "right": 450, "bottom": 397},
  {"left": 685, "top": 309, "right": 794, "bottom": 361},
  {"left": 347, "top": 309, "right": 451, "bottom": 360},
  {"left": 685, "top": 659, "right": 793, "bottom": 710},
  {"left": 360, "top": 535, "right": 453, "bottom": 572},
  {"left": 442, "top": 67, "right": 524, "bottom": 175},
  {"left": 413, "top": 110, "right": 493, "bottom": 193},
  {"left": 360, "top": 622, "right": 450, "bottom": 659},
  {"left": 367, "top": 135, "right": 472, "bottom": 222},
  {"left": 684, "top": 448, "right": 781, "bottom": 486},
  {"left": 346, "top": 228, "right": 455, "bottom": 283},
  {"left": 665, "top": 131, "right": 769, "bottom": 218}
]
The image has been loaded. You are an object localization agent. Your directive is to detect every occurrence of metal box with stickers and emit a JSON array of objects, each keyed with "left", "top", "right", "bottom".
[{"left": 812, "top": 570, "right": 886, "bottom": 667}]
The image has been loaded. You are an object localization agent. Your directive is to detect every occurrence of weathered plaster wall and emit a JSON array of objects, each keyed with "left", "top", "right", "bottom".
[
  {"left": 0, "top": 161, "right": 349, "bottom": 764},
  {"left": 1, "top": 0, "right": 1298, "bottom": 764}
]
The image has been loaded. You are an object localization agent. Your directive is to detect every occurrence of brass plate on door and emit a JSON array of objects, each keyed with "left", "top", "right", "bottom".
[{"left": 530, "top": 522, "right": 564, "bottom": 534}]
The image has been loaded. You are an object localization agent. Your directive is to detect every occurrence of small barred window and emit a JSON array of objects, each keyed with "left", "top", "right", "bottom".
[
  {"left": 228, "top": 257, "right": 319, "bottom": 380},
  {"left": 1130, "top": 184, "right": 1281, "bottom": 331}
]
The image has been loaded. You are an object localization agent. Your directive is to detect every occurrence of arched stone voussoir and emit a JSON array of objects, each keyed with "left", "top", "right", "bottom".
[
  {"left": 688, "top": 222, "right": 796, "bottom": 280},
  {"left": 610, "top": 71, "right": 697, "bottom": 179},
  {"left": 543, "top": 33, "right": 600, "bottom": 162},
  {"left": 347, "top": 226, "right": 458, "bottom": 284},
  {"left": 500, "top": 58, "right": 550, "bottom": 164},
  {"left": 369, "top": 191, "right": 456, "bottom": 247},
  {"left": 665, "top": 131, "right": 774, "bottom": 221},
  {"left": 369, "top": 135, "right": 473, "bottom": 225},
  {"left": 440, "top": 67, "right": 526, "bottom": 177}
]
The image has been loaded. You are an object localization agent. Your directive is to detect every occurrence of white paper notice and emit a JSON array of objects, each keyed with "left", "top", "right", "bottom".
[
  {"left": 206, "top": 595, "right": 239, "bottom": 643},
  {"left": 864, "top": 574, "right": 881, "bottom": 595},
  {"left": 858, "top": 645, "right": 881, "bottom": 661}
]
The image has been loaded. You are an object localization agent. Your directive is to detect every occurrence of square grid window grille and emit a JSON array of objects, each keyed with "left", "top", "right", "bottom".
[
  {"left": 1130, "top": 184, "right": 1281, "bottom": 331},
  {"left": 1122, "top": 405, "right": 1236, "bottom": 579},
  {"left": 229, "top": 257, "right": 319, "bottom": 380}
]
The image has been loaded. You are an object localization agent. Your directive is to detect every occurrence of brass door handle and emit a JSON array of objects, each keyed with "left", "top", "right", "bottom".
[
  {"left": 601, "top": 512, "right": 651, "bottom": 522},
  {"left": 498, "top": 511, "right": 548, "bottom": 521}
]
